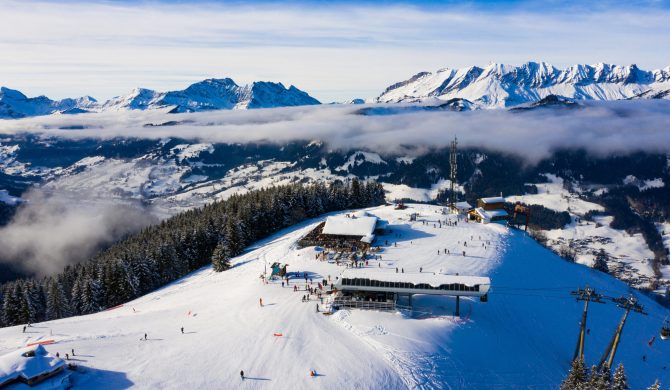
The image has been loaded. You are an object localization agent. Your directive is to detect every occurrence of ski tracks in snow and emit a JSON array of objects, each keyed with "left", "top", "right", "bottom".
[{"left": 331, "top": 310, "right": 446, "bottom": 389}]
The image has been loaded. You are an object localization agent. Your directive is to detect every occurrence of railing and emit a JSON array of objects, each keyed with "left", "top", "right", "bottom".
[{"left": 331, "top": 298, "right": 397, "bottom": 311}]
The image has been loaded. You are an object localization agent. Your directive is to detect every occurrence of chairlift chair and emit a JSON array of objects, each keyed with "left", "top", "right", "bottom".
[{"left": 661, "top": 320, "right": 670, "bottom": 340}]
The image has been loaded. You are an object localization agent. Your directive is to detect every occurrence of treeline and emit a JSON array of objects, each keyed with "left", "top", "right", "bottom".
[
  {"left": 0, "top": 179, "right": 385, "bottom": 327},
  {"left": 507, "top": 202, "right": 572, "bottom": 231}
]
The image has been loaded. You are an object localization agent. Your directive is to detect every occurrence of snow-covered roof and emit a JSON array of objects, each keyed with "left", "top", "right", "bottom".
[
  {"left": 338, "top": 269, "right": 490, "bottom": 288},
  {"left": 453, "top": 201, "right": 472, "bottom": 210},
  {"left": 479, "top": 196, "right": 505, "bottom": 204},
  {"left": 0, "top": 345, "right": 65, "bottom": 386},
  {"left": 475, "top": 208, "right": 509, "bottom": 219},
  {"left": 360, "top": 235, "right": 375, "bottom": 244},
  {"left": 322, "top": 216, "right": 378, "bottom": 237}
]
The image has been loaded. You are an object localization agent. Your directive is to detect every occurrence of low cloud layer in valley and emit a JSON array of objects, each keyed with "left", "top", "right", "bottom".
[
  {"left": 0, "top": 189, "right": 157, "bottom": 276},
  {"left": 1, "top": 100, "right": 669, "bottom": 162}
]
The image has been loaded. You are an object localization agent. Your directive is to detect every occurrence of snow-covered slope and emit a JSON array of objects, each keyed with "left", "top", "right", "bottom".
[
  {"left": 0, "top": 79, "right": 320, "bottom": 118},
  {"left": 378, "top": 62, "right": 670, "bottom": 107},
  {"left": 0, "top": 204, "right": 667, "bottom": 389}
]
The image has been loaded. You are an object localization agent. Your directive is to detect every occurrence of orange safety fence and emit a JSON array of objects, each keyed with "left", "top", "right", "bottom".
[{"left": 27, "top": 339, "right": 55, "bottom": 347}]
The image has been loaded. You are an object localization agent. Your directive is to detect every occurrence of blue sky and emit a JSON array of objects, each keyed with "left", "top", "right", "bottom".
[{"left": 1, "top": 0, "right": 669, "bottom": 102}]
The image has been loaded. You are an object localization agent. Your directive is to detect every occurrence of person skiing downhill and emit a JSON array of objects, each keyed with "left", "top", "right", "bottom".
[
  {"left": 181, "top": 327, "right": 184, "bottom": 334},
  {"left": 259, "top": 298, "right": 263, "bottom": 307},
  {"left": 240, "top": 370, "right": 244, "bottom": 380}
]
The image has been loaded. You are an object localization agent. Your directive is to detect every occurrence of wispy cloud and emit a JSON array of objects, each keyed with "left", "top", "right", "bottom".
[
  {"left": 0, "top": 189, "right": 156, "bottom": 276},
  {"left": 0, "top": 1, "right": 669, "bottom": 102}
]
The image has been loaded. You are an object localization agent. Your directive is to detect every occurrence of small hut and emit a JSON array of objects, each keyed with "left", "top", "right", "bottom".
[{"left": 0, "top": 345, "right": 70, "bottom": 388}]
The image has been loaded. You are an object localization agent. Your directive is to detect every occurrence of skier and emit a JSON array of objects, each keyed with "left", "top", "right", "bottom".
[
  {"left": 56, "top": 352, "right": 60, "bottom": 358},
  {"left": 316, "top": 304, "right": 319, "bottom": 312},
  {"left": 282, "top": 281, "right": 284, "bottom": 288},
  {"left": 144, "top": 333, "right": 148, "bottom": 340},
  {"left": 181, "top": 327, "right": 184, "bottom": 334},
  {"left": 259, "top": 298, "right": 263, "bottom": 307},
  {"left": 72, "top": 349, "right": 75, "bottom": 356},
  {"left": 401, "top": 268, "right": 404, "bottom": 273},
  {"left": 65, "top": 353, "right": 69, "bottom": 360},
  {"left": 420, "top": 267, "right": 423, "bottom": 273},
  {"left": 22, "top": 326, "right": 26, "bottom": 333},
  {"left": 395, "top": 267, "right": 398, "bottom": 273},
  {"left": 294, "top": 285, "right": 298, "bottom": 292},
  {"left": 240, "top": 370, "right": 245, "bottom": 380}
]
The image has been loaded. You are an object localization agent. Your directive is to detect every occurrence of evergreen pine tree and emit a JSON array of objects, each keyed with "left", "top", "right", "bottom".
[
  {"left": 211, "top": 240, "right": 231, "bottom": 272},
  {"left": 350, "top": 178, "right": 362, "bottom": 208},
  {"left": 46, "top": 278, "right": 71, "bottom": 320},
  {"left": 560, "top": 357, "right": 588, "bottom": 390},
  {"left": 647, "top": 379, "right": 661, "bottom": 390},
  {"left": 612, "top": 363, "right": 629, "bottom": 390},
  {"left": 589, "top": 365, "right": 611, "bottom": 390},
  {"left": 2, "top": 283, "right": 24, "bottom": 326},
  {"left": 593, "top": 249, "right": 609, "bottom": 273}
]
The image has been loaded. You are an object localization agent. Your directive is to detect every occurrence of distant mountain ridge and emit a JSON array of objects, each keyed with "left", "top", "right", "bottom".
[
  {"left": 377, "top": 62, "right": 670, "bottom": 107},
  {"left": 0, "top": 79, "right": 320, "bottom": 119}
]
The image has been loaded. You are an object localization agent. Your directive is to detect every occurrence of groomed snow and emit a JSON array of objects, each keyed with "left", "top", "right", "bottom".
[{"left": 0, "top": 204, "right": 668, "bottom": 389}]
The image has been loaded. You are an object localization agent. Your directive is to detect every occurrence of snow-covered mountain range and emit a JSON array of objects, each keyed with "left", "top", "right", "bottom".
[
  {"left": 377, "top": 62, "right": 670, "bottom": 107},
  {"left": 0, "top": 79, "right": 320, "bottom": 119},
  {"left": 0, "top": 87, "right": 98, "bottom": 119}
]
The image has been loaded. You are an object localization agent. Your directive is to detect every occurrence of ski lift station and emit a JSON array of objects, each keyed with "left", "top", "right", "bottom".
[{"left": 332, "top": 270, "right": 491, "bottom": 315}]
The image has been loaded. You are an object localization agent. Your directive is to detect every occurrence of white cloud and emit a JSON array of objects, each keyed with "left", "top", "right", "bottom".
[{"left": 0, "top": 1, "right": 669, "bottom": 102}]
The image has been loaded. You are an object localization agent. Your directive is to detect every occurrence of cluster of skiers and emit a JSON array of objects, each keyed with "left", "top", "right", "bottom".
[{"left": 54, "top": 349, "right": 76, "bottom": 361}]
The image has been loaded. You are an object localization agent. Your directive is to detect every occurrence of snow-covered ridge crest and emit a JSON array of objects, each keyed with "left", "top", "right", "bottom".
[
  {"left": 0, "top": 78, "right": 320, "bottom": 119},
  {"left": 377, "top": 61, "right": 670, "bottom": 108}
]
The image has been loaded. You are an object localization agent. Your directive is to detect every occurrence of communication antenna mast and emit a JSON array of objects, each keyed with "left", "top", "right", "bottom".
[{"left": 449, "top": 137, "right": 458, "bottom": 209}]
